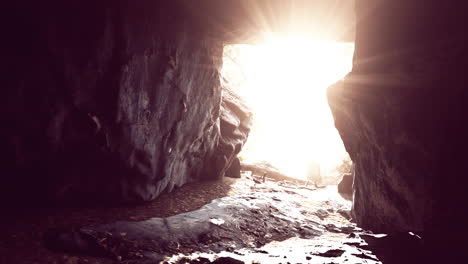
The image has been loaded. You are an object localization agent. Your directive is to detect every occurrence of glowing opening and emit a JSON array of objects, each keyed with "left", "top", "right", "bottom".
[{"left": 222, "top": 34, "right": 354, "bottom": 180}]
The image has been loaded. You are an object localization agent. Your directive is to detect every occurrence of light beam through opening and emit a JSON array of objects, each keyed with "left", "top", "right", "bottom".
[{"left": 223, "top": 34, "right": 354, "bottom": 180}]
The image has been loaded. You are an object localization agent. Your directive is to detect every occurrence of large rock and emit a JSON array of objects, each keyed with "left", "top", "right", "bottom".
[
  {"left": 0, "top": 1, "right": 251, "bottom": 205},
  {"left": 211, "top": 84, "right": 252, "bottom": 179},
  {"left": 337, "top": 173, "right": 353, "bottom": 197},
  {"left": 328, "top": 0, "right": 468, "bottom": 239}
]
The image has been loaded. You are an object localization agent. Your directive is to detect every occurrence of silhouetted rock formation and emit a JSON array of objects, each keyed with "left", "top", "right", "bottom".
[
  {"left": 328, "top": 0, "right": 468, "bottom": 256},
  {"left": 337, "top": 173, "right": 353, "bottom": 198}
]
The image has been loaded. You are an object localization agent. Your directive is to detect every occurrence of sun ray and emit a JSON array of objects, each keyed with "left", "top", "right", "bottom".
[{"left": 223, "top": 36, "right": 354, "bottom": 180}]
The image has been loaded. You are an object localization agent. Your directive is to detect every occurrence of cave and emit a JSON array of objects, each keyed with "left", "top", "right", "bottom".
[{"left": 1, "top": 0, "right": 467, "bottom": 263}]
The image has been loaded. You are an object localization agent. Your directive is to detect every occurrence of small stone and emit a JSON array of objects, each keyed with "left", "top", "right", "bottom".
[
  {"left": 211, "top": 257, "right": 244, "bottom": 264},
  {"left": 315, "top": 249, "right": 345, "bottom": 258}
]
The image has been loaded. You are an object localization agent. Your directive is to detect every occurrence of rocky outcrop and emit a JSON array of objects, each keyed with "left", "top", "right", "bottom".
[
  {"left": 328, "top": 0, "right": 468, "bottom": 239},
  {"left": 210, "top": 85, "right": 252, "bottom": 179},
  {"left": 0, "top": 1, "right": 251, "bottom": 205},
  {"left": 337, "top": 173, "right": 353, "bottom": 198}
]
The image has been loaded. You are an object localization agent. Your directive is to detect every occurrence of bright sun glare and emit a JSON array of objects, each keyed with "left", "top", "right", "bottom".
[{"left": 223, "top": 35, "right": 354, "bottom": 180}]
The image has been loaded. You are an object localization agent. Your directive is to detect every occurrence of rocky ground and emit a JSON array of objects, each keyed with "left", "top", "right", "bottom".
[
  {"left": 0, "top": 174, "right": 424, "bottom": 264},
  {"left": 0, "top": 178, "right": 237, "bottom": 264}
]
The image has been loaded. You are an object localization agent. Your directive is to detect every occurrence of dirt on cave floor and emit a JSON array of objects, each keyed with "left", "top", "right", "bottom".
[
  {"left": 0, "top": 177, "right": 239, "bottom": 264},
  {"left": 0, "top": 173, "right": 422, "bottom": 264}
]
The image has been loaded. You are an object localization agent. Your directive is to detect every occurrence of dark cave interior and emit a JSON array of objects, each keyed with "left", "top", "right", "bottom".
[{"left": 1, "top": 0, "right": 467, "bottom": 263}]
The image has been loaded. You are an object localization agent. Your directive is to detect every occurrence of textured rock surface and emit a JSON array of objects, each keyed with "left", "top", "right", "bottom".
[
  {"left": 328, "top": 0, "right": 468, "bottom": 237},
  {"left": 212, "top": 85, "right": 252, "bottom": 179},
  {"left": 1, "top": 1, "right": 251, "bottom": 205}
]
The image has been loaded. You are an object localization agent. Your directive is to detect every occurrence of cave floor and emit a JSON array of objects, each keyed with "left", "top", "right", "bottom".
[
  {"left": 0, "top": 174, "right": 415, "bottom": 264},
  {"left": 0, "top": 178, "right": 237, "bottom": 264}
]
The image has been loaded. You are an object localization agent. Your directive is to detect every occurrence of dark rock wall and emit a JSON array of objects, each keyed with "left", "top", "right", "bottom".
[
  {"left": 1, "top": 0, "right": 251, "bottom": 205},
  {"left": 328, "top": 0, "right": 468, "bottom": 235}
]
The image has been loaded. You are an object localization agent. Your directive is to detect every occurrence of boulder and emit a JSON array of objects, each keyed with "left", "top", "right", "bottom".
[
  {"left": 208, "top": 83, "right": 252, "bottom": 179},
  {"left": 337, "top": 173, "right": 353, "bottom": 197}
]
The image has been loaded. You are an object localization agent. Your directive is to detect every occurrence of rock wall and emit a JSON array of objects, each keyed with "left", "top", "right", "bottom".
[
  {"left": 213, "top": 83, "right": 253, "bottom": 179},
  {"left": 328, "top": 0, "right": 468, "bottom": 236},
  {"left": 1, "top": 0, "right": 250, "bottom": 205}
]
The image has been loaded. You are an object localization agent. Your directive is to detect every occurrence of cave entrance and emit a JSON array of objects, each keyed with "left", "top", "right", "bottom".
[{"left": 222, "top": 34, "right": 354, "bottom": 183}]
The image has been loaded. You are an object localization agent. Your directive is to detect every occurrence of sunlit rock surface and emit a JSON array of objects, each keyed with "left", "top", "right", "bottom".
[{"left": 328, "top": 0, "right": 468, "bottom": 251}]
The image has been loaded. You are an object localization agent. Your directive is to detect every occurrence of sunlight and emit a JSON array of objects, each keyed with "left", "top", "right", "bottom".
[{"left": 223, "top": 34, "right": 354, "bottom": 180}]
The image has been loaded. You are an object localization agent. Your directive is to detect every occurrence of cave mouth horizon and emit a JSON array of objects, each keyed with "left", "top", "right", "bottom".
[{"left": 222, "top": 34, "right": 354, "bottom": 181}]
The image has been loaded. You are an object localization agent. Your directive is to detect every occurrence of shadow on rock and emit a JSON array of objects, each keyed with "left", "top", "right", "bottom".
[{"left": 359, "top": 232, "right": 425, "bottom": 264}]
